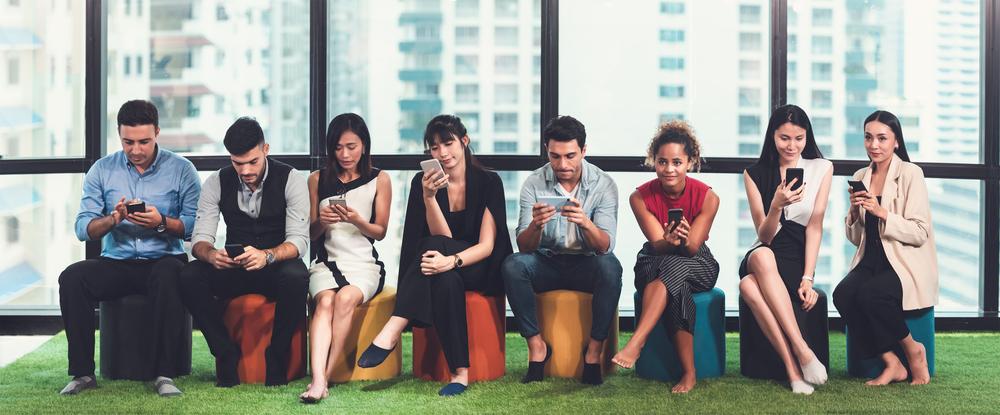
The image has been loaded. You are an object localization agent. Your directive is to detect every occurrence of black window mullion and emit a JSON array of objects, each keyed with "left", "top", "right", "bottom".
[
  {"left": 84, "top": 0, "right": 105, "bottom": 260},
  {"left": 310, "top": 0, "right": 329, "bottom": 171},
  {"left": 540, "top": 0, "right": 559, "bottom": 157},
  {"left": 769, "top": 0, "right": 787, "bottom": 110},
  {"left": 981, "top": 0, "right": 999, "bottom": 316}
]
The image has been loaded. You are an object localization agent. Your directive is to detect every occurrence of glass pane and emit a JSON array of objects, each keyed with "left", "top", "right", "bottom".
[
  {"left": 788, "top": 0, "right": 981, "bottom": 163},
  {"left": 607, "top": 172, "right": 980, "bottom": 314},
  {"left": 327, "top": 0, "right": 542, "bottom": 155},
  {"left": 0, "top": 174, "right": 85, "bottom": 310},
  {"left": 105, "top": 1, "right": 311, "bottom": 155},
  {"left": 559, "top": 1, "right": 771, "bottom": 158},
  {"left": 0, "top": 1, "right": 85, "bottom": 159}
]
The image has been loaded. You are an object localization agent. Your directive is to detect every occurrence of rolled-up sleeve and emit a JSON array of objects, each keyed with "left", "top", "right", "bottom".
[
  {"left": 177, "top": 160, "right": 202, "bottom": 240},
  {"left": 191, "top": 172, "right": 222, "bottom": 247},
  {"left": 515, "top": 177, "right": 538, "bottom": 236},
  {"left": 74, "top": 162, "right": 106, "bottom": 241},
  {"left": 283, "top": 169, "right": 310, "bottom": 258},
  {"left": 591, "top": 177, "right": 619, "bottom": 252}
]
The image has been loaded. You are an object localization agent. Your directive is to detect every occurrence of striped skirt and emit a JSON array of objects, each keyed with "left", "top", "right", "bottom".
[{"left": 634, "top": 243, "right": 719, "bottom": 333}]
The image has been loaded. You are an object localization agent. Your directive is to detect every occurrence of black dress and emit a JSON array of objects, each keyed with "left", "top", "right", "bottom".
[
  {"left": 833, "top": 197, "right": 911, "bottom": 358},
  {"left": 392, "top": 166, "right": 512, "bottom": 372}
]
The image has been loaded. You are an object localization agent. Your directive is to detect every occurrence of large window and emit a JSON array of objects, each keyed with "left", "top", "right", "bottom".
[
  {"left": 560, "top": 0, "right": 771, "bottom": 158},
  {"left": 105, "top": 1, "right": 311, "bottom": 155},
  {"left": 788, "top": 0, "right": 981, "bottom": 162},
  {"left": 327, "top": 0, "right": 542, "bottom": 155},
  {"left": 0, "top": 1, "right": 85, "bottom": 159},
  {"left": 0, "top": 174, "right": 84, "bottom": 310}
]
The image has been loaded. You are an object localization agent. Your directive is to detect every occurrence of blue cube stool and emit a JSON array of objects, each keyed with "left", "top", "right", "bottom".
[
  {"left": 739, "top": 288, "right": 829, "bottom": 380},
  {"left": 634, "top": 287, "right": 725, "bottom": 382},
  {"left": 847, "top": 307, "right": 935, "bottom": 378}
]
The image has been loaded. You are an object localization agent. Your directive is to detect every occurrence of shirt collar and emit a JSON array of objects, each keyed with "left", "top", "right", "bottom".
[
  {"left": 544, "top": 159, "right": 594, "bottom": 191},
  {"left": 124, "top": 145, "right": 161, "bottom": 172}
]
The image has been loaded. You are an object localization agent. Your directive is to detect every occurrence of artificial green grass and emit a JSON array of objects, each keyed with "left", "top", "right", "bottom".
[{"left": 1, "top": 332, "right": 998, "bottom": 414}]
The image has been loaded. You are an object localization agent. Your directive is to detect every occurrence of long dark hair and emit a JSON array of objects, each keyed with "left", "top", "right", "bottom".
[
  {"left": 864, "top": 110, "right": 911, "bottom": 162},
  {"left": 423, "top": 114, "right": 484, "bottom": 170},
  {"left": 755, "top": 104, "right": 824, "bottom": 168},
  {"left": 325, "top": 113, "right": 373, "bottom": 178}
]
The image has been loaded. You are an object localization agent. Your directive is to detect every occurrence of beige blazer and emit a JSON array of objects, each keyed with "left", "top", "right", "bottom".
[{"left": 845, "top": 154, "right": 938, "bottom": 310}]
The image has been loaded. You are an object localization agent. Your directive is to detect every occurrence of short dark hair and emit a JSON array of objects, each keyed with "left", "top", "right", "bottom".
[
  {"left": 543, "top": 115, "right": 586, "bottom": 148},
  {"left": 646, "top": 120, "right": 702, "bottom": 171},
  {"left": 117, "top": 100, "right": 159, "bottom": 130},
  {"left": 223, "top": 117, "right": 265, "bottom": 155}
]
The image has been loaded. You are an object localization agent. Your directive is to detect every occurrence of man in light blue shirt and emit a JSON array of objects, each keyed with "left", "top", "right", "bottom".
[
  {"left": 502, "top": 116, "right": 623, "bottom": 386},
  {"left": 58, "top": 100, "right": 201, "bottom": 397}
]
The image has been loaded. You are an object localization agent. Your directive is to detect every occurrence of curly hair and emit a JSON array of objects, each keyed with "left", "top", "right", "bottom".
[{"left": 645, "top": 120, "right": 702, "bottom": 171}]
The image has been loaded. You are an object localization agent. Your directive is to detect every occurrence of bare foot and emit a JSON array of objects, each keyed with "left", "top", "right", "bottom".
[
  {"left": 612, "top": 343, "right": 641, "bottom": 369},
  {"left": 906, "top": 343, "right": 930, "bottom": 385},
  {"left": 671, "top": 373, "right": 696, "bottom": 394},
  {"left": 299, "top": 383, "right": 328, "bottom": 403},
  {"left": 864, "top": 360, "right": 908, "bottom": 386}
]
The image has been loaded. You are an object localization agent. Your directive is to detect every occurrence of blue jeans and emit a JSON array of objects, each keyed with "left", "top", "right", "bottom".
[{"left": 502, "top": 252, "right": 623, "bottom": 341}]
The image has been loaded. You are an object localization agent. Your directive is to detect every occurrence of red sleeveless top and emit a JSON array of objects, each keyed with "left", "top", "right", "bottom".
[{"left": 637, "top": 177, "right": 711, "bottom": 239}]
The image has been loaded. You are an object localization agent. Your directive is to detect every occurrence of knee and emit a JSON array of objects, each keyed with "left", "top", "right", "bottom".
[
  {"left": 417, "top": 235, "right": 449, "bottom": 253},
  {"left": 832, "top": 282, "right": 850, "bottom": 312},
  {"left": 178, "top": 261, "right": 205, "bottom": 284},
  {"left": 333, "top": 290, "right": 361, "bottom": 315},
  {"left": 747, "top": 248, "right": 776, "bottom": 273},
  {"left": 594, "top": 255, "right": 623, "bottom": 286},
  {"left": 314, "top": 290, "right": 335, "bottom": 312},
  {"left": 58, "top": 261, "right": 90, "bottom": 287},
  {"left": 501, "top": 253, "right": 534, "bottom": 283},
  {"left": 739, "top": 277, "right": 760, "bottom": 303}
]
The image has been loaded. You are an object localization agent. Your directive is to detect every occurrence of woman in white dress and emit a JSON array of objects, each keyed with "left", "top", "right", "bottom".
[{"left": 300, "top": 113, "right": 392, "bottom": 403}]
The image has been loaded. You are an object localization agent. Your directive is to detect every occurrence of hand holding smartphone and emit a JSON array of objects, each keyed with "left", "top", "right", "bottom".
[
  {"left": 848, "top": 180, "right": 867, "bottom": 194},
  {"left": 126, "top": 199, "right": 146, "bottom": 215},
  {"left": 538, "top": 195, "right": 572, "bottom": 210},
  {"left": 667, "top": 208, "right": 684, "bottom": 232},
  {"left": 224, "top": 244, "right": 245, "bottom": 258},
  {"left": 785, "top": 168, "right": 804, "bottom": 191},
  {"left": 420, "top": 159, "right": 443, "bottom": 176}
]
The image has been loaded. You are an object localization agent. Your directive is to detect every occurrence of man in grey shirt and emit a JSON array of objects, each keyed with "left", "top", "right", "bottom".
[
  {"left": 502, "top": 116, "right": 623, "bottom": 386},
  {"left": 178, "top": 117, "right": 309, "bottom": 387}
]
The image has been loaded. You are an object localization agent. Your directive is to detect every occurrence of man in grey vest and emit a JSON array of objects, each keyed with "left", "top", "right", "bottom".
[{"left": 178, "top": 117, "right": 309, "bottom": 387}]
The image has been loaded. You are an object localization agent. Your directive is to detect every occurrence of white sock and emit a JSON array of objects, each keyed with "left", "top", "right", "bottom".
[
  {"left": 790, "top": 380, "right": 814, "bottom": 395},
  {"left": 800, "top": 358, "right": 828, "bottom": 385}
]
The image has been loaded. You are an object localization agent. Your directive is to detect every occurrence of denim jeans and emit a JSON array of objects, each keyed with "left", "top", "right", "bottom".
[{"left": 501, "top": 252, "right": 623, "bottom": 340}]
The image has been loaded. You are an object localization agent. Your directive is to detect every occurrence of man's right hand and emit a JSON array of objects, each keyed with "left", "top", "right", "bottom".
[
  {"left": 111, "top": 196, "right": 128, "bottom": 225},
  {"left": 530, "top": 202, "right": 557, "bottom": 230},
  {"left": 208, "top": 248, "right": 239, "bottom": 270}
]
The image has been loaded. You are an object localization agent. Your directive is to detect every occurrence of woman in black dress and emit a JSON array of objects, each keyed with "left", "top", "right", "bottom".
[{"left": 357, "top": 115, "right": 512, "bottom": 397}]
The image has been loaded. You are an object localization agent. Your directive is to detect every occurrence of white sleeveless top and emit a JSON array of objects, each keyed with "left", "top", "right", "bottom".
[{"left": 750, "top": 157, "right": 832, "bottom": 249}]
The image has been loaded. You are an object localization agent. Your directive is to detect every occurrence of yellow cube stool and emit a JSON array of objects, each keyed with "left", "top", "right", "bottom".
[
  {"left": 536, "top": 290, "right": 618, "bottom": 379},
  {"left": 327, "top": 286, "right": 401, "bottom": 383}
]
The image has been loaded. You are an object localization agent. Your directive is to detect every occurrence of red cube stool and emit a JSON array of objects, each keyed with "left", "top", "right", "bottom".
[
  {"left": 223, "top": 294, "right": 307, "bottom": 384},
  {"left": 412, "top": 291, "right": 505, "bottom": 382}
]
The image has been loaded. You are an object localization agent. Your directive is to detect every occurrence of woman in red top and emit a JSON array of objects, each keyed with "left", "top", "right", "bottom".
[{"left": 611, "top": 121, "right": 720, "bottom": 393}]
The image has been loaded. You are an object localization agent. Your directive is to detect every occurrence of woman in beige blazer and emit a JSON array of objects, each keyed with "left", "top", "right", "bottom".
[{"left": 833, "top": 110, "right": 937, "bottom": 387}]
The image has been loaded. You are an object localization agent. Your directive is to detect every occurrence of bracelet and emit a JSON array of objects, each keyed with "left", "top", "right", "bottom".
[{"left": 801, "top": 275, "right": 814, "bottom": 282}]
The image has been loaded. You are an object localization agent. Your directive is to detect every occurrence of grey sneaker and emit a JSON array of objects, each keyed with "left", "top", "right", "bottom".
[
  {"left": 154, "top": 376, "right": 182, "bottom": 397},
  {"left": 60, "top": 376, "right": 97, "bottom": 395}
]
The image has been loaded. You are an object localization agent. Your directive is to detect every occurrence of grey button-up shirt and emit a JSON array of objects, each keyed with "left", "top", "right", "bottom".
[
  {"left": 191, "top": 160, "right": 310, "bottom": 258},
  {"left": 516, "top": 159, "right": 619, "bottom": 256}
]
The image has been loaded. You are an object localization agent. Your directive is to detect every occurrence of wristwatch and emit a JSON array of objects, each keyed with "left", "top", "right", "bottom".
[
  {"left": 265, "top": 250, "right": 276, "bottom": 265},
  {"left": 156, "top": 214, "right": 167, "bottom": 233},
  {"left": 453, "top": 254, "right": 464, "bottom": 269}
]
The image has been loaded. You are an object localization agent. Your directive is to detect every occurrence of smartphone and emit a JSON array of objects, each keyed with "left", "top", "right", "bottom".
[
  {"left": 785, "top": 168, "right": 804, "bottom": 191},
  {"left": 224, "top": 244, "right": 245, "bottom": 258},
  {"left": 126, "top": 201, "right": 146, "bottom": 215},
  {"left": 848, "top": 180, "right": 867, "bottom": 193},
  {"left": 327, "top": 197, "right": 347, "bottom": 208},
  {"left": 538, "top": 195, "right": 572, "bottom": 210},
  {"left": 667, "top": 208, "right": 684, "bottom": 231},
  {"left": 420, "top": 159, "right": 443, "bottom": 176}
]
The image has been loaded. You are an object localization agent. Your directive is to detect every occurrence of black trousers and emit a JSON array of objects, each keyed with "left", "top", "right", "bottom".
[
  {"left": 833, "top": 263, "right": 910, "bottom": 358},
  {"left": 58, "top": 254, "right": 188, "bottom": 378},
  {"left": 394, "top": 235, "right": 488, "bottom": 373},
  {"left": 178, "top": 259, "right": 308, "bottom": 384}
]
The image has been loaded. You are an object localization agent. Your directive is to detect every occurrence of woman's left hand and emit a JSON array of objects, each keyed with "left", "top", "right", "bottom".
[
  {"left": 420, "top": 250, "right": 455, "bottom": 276},
  {"left": 797, "top": 280, "right": 818, "bottom": 311},
  {"left": 852, "top": 192, "right": 887, "bottom": 220},
  {"left": 332, "top": 204, "right": 363, "bottom": 226}
]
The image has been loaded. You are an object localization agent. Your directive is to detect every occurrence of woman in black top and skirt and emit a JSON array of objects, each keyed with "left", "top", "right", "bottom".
[{"left": 357, "top": 115, "right": 512, "bottom": 397}]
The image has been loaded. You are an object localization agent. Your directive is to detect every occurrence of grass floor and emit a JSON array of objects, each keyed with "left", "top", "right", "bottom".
[{"left": 1, "top": 332, "right": 999, "bottom": 414}]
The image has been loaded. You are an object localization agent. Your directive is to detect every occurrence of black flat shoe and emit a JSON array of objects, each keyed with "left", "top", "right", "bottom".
[
  {"left": 521, "top": 342, "right": 553, "bottom": 384},
  {"left": 358, "top": 343, "right": 395, "bottom": 368}
]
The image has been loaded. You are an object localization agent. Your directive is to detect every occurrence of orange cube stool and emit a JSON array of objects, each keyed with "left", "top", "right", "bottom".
[
  {"left": 536, "top": 290, "right": 618, "bottom": 379},
  {"left": 412, "top": 291, "right": 505, "bottom": 382},
  {"left": 223, "top": 294, "right": 307, "bottom": 384},
  {"left": 327, "top": 286, "right": 402, "bottom": 383}
]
